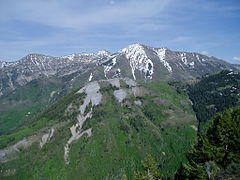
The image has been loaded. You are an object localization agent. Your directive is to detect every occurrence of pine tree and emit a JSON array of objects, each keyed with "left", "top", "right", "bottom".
[
  {"left": 175, "top": 106, "right": 240, "bottom": 179},
  {"left": 134, "top": 155, "right": 161, "bottom": 180}
]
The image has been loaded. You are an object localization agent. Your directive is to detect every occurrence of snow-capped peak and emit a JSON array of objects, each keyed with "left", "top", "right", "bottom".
[
  {"left": 61, "top": 54, "right": 76, "bottom": 61},
  {"left": 0, "top": 61, "right": 14, "bottom": 69},
  {"left": 121, "top": 43, "right": 154, "bottom": 80},
  {"left": 96, "top": 50, "right": 111, "bottom": 57},
  {"left": 120, "top": 43, "right": 144, "bottom": 53}
]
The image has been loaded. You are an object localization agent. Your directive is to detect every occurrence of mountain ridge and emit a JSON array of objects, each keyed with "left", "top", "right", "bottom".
[
  {"left": 0, "top": 43, "right": 238, "bottom": 96},
  {"left": 0, "top": 78, "right": 197, "bottom": 179},
  {"left": 0, "top": 43, "right": 230, "bottom": 64}
]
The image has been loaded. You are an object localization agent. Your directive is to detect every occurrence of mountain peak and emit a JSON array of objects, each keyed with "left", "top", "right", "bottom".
[{"left": 96, "top": 50, "right": 111, "bottom": 57}]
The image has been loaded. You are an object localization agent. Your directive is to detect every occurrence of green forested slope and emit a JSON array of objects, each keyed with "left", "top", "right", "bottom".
[
  {"left": 188, "top": 70, "right": 240, "bottom": 132},
  {"left": 0, "top": 80, "right": 197, "bottom": 179},
  {"left": 0, "top": 77, "right": 65, "bottom": 135},
  {"left": 175, "top": 106, "right": 240, "bottom": 180}
]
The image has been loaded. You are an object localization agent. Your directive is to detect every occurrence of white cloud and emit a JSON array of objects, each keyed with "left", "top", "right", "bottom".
[
  {"left": 233, "top": 57, "right": 240, "bottom": 61},
  {"left": 0, "top": 0, "right": 172, "bottom": 30},
  {"left": 200, "top": 51, "right": 208, "bottom": 55}
]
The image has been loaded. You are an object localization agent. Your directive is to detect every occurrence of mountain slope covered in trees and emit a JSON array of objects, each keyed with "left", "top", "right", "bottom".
[
  {"left": 188, "top": 70, "right": 240, "bottom": 132},
  {"left": 0, "top": 79, "right": 197, "bottom": 179},
  {"left": 175, "top": 106, "right": 240, "bottom": 180}
]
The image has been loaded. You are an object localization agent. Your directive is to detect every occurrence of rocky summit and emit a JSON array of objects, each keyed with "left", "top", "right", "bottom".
[{"left": 0, "top": 43, "right": 238, "bottom": 96}]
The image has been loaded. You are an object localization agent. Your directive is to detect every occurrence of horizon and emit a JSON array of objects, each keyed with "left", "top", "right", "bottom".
[
  {"left": 0, "top": 43, "right": 237, "bottom": 64},
  {"left": 0, "top": 0, "right": 240, "bottom": 64}
]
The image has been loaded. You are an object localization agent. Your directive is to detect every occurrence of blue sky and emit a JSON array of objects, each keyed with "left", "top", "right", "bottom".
[{"left": 0, "top": 0, "right": 240, "bottom": 63}]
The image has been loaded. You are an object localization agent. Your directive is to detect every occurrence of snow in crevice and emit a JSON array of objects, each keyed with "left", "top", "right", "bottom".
[
  {"left": 196, "top": 54, "right": 200, "bottom": 61},
  {"left": 103, "top": 57, "right": 117, "bottom": 79},
  {"left": 180, "top": 53, "right": 188, "bottom": 66},
  {"left": 154, "top": 48, "right": 172, "bottom": 73},
  {"left": 88, "top": 73, "right": 93, "bottom": 82},
  {"left": 189, "top": 62, "right": 195, "bottom": 68},
  {"left": 121, "top": 43, "right": 154, "bottom": 80},
  {"left": 112, "top": 68, "right": 121, "bottom": 78}
]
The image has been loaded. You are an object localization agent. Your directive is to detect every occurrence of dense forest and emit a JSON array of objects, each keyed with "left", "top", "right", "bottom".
[
  {"left": 187, "top": 70, "right": 240, "bottom": 132},
  {"left": 125, "top": 107, "right": 240, "bottom": 179},
  {"left": 175, "top": 106, "right": 240, "bottom": 179}
]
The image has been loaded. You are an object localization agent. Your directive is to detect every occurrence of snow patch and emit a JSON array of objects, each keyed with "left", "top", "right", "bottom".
[
  {"left": 121, "top": 43, "right": 154, "bottom": 80},
  {"left": 61, "top": 54, "right": 75, "bottom": 61},
  {"left": 154, "top": 48, "right": 172, "bottom": 73},
  {"left": 196, "top": 54, "right": 200, "bottom": 61},
  {"left": 180, "top": 53, "right": 188, "bottom": 65},
  {"left": 88, "top": 73, "right": 93, "bottom": 82},
  {"left": 189, "top": 61, "right": 195, "bottom": 68},
  {"left": 103, "top": 57, "right": 117, "bottom": 79},
  {"left": 97, "top": 50, "right": 110, "bottom": 57}
]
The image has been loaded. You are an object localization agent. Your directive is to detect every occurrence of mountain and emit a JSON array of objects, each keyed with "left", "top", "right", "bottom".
[
  {"left": 103, "top": 43, "right": 238, "bottom": 81},
  {"left": 0, "top": 50, "right": 111, "bottom": 134},
  {"left": 0, "top": 43, "right": 238, "bottom": 97},
  {"left": 0, "top": 51, "right": 110, "bottom": 96},
  {"left": 0, "top": 78, "right": 197, "bottom": 179},
  {"left": 0, "top": 44, "right": 239, "bottom": 179},
  {"left": 0, "top": 77, "right": 65, "bottom": 135}
]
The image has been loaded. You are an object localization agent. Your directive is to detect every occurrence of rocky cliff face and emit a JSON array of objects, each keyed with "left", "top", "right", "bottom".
[
  {"left": 0, "top": 43, "right": 237, "bottom": 96},
  {"left": 103, "top": 43, "right": 237, "bottom": 81},
  {"left": 0, "top": 51, "right": 110, "bottom": 95}
]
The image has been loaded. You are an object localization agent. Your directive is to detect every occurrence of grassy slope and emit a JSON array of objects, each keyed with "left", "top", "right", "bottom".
[
  {"left": 0, "top": 81, "right": 197, "bottom": 179},
  {"left": 0, "top": 78, "right": 64, "bottom": 135}
]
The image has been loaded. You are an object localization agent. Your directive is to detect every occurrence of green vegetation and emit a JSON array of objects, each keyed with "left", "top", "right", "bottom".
[
  {"left": 134, "top": 155, "right": 161, "bottom": 180},
  {"left": 0, "top": 77, "right": 64, "bottom": 134},
  {"left": 0, "top": 88, "right": 84, "bottom": 149},
  {"left": 175, "top": 106, "right": 240, "bottom": 179},
  {"left": 0, "top": 81, "right": 197, "bottom": 179},
  {"left": 188, "top": 70, "right": 240, "bottom": 133}
]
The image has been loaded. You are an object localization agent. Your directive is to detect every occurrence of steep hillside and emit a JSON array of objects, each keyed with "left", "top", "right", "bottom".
[
  {"left": 0, "top": 78, "right": 197, "bottom": 179},
  {"left": 188, "top": 70, "right": 240, "bottom": 132},
  {"left": 0, "top": 51, "right": 110, "bottom": 96},
  {"left": 175, "top": 107, "right": 240, "bottom": 179},
  {"left": 0, "top": 77, "right": 65, "bottom": 135},
  {"left": 104, "top": 43, "right": 237, "bottom": 81}
]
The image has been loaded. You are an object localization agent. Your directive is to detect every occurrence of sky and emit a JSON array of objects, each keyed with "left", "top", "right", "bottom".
[{"left": 0, "top": 0, "right": 240, "bottom": 63}]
